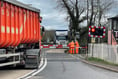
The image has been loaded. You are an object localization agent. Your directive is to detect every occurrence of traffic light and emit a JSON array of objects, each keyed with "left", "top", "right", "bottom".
[
  {"left": 88, "top": 26, "right": 106, "bottom": 38},
  {"left": 90, "top": 28, "right": 103, "bottom": 36},
  {"left": 91, "top": 28, "right": 95, "bottom": 32}
]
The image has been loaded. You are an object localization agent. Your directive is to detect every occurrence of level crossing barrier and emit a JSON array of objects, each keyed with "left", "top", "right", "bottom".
[
  {"left": 41, "top": 45, "right": 69, "bottom": 49},
  {"left": 41, "top": 44, "right": 87, "bottom": 54}
]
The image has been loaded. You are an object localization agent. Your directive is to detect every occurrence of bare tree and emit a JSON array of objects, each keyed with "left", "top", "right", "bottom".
[
  {"left": 86, "top": 0, "right": 115, "bottom": 43},
  {"left": 56, "top": 0, "right": 87, "bottom": 40},
  {"left": 87, "top": 0, "right": 115, "bottom": 27},
  {"left": 56, "top": 0, "right": 115, "bottom": 42}
]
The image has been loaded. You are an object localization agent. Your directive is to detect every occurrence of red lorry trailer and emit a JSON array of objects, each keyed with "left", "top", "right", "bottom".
[{"left": 0, "top": 0, "right": 42, "bottom": 68}]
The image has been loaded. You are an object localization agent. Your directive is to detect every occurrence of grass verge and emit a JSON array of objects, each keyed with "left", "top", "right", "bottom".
[{"left": 87, "top": 57, "right": 118, "bottom": 66}]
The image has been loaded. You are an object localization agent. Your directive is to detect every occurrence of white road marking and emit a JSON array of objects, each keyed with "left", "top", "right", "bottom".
[
  {"left": 24, "top": 58, "right": 47, "bottom": 79},
  {"left": 18, "top": 57, "right": 47, "bottom": 79}
]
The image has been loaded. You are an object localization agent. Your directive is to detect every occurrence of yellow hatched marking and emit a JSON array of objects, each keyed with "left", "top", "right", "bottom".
[
  {"left": 7, "top": 10, "right": 9, "bottom": 16},
  {"left": 12, "top": 12, "right": 14, "bottom": 17},
  {"left": 11, "top": 27, "right": 14, "bottom": 34},
  {"left": 2, "top": 9, "right": 4, "bottom": 15},
  {"left": 16, "top": 28, "right": 18, "bottom": 34},
  {"left": 7, "top": 26, "right": 10, "bottom": 33},
  {"left": 20, "top": 15, "right": 26, "bottom": 34},
  {"left": 1, "top": 26, "right": 5, "bottom": 33}
]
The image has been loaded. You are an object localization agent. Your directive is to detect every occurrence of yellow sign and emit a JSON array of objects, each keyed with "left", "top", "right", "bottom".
[{"left": 91, "top": 38, "right": 95, "bottom": 43}]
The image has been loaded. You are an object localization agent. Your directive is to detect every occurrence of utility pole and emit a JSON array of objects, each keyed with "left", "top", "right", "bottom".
[
  {"left": 87, "top": 0, "right": 89, "bottom": 27},
  {"left": 86, "top": 0, "right": 89, "bottom": 58},
  {"left": 97, "top": 0, "right": 101, "bottom": 43},
  {"left": 98, "top": 0, "right": 100, "bottom": 26}
]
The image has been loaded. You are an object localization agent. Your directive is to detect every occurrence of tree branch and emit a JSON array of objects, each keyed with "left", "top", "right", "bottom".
[{"left": 61, "top": 0, "right": 75, "bottom": 21}]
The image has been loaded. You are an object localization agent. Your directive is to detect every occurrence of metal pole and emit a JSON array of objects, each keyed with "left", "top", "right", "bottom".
[
  {"left": 98, "top": 0, "right": 101, "bottom": 43},
  {"left": 86, "top": 0, "right": 89, "bottom": 58},
  {"left": 92, "top": 43, "right": 94, "bottom": 57}
]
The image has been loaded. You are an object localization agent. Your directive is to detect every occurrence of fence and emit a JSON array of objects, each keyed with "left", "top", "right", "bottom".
[{"left": 88, "top": 44, "right": 118, "bottom": 64}]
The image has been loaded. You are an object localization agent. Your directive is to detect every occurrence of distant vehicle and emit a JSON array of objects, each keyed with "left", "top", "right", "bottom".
[{"left": 55, "top": 30, "right": 68, "bottom": 45}]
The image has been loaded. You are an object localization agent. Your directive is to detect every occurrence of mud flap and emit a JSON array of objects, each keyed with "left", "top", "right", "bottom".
[{"left": 25, "top": 49, "right": 40, "bottom": 69}]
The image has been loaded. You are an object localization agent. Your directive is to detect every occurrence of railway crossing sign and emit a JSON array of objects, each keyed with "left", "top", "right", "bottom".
[{"left": 88, "top": 26, "right": 106, "bottom": 38}]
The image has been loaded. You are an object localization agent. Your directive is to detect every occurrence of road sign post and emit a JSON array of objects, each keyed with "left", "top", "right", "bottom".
[{"left": 88, "top": 26, "right": 106, "bottom": 57}]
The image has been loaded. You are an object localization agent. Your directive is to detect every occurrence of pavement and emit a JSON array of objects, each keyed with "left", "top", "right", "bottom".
[
  {"left": 0, "top": 66, "right": 32, "bottom": 79},
  {"left": 72, "top": 54, "right": 118, "bottom": 73}
]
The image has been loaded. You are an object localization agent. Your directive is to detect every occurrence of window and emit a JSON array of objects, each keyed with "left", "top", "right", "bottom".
[{"left": 56, "top": 36, "right": 66, "bottom": 40}]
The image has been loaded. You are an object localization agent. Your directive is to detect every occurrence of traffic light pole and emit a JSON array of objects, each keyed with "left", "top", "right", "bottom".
[
  {"left": 88, "top": 26, "right": 106, "bottom": 58},
  {"left": 98, "top": 38, "right": 101, "bottom": 43},
  {"left": 91, "top": 37, "right": 95, "bottom": 57},
  {"left": 86, "top": 0, "right": 89, "bottom": 59}
]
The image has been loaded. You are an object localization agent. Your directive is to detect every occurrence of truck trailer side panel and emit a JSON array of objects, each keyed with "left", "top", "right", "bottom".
[
  {"left": 6, "top": 3, "right": 11, "bottom": 47},
  {"left": 0, "top": 0, "right": 41, "bottom": 68},
  {"left": 0, "top": 0, "right": 41, "bottom": 47},
  {"left": 0, "top": 1, "right": 6, "bottom": 47}
]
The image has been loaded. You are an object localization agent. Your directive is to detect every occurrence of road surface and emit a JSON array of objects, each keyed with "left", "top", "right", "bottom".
[
  {"left": 30, "top": 49, "right": 118, "bottom": 79},
  {"left": 0, "top": 66, "right": 32, "bottom": 79}
]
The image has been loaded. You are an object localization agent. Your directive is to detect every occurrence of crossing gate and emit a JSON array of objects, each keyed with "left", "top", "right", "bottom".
[
  {"left": 41, "top": 45, "right": 87, "bottom": 53},
  {"left": 41, "top": 45, "right": 69, "bottom": 49},
  {"left": 41, "top": 44, "right": 87, "bottom": 49}
]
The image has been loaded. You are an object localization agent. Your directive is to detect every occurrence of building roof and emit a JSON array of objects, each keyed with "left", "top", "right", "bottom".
[{"left": 108, "top": 15, "right": 118, "bottom": 20}]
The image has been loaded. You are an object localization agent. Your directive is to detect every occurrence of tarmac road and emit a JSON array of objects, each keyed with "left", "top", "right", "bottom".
[{"left": 30, "top": 49, "right": 118, "bottom": 79}]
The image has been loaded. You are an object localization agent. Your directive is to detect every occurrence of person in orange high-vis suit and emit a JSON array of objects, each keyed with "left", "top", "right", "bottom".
[
  {"left": 70, "top": 41, "right": 75, "bottom": 54},
  {"left": 75, "top": 41, "right": 79, "bottom": 54}
]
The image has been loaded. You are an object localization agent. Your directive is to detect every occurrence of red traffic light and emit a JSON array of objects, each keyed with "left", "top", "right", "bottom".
[
  {"left": 91, "top": 28, "right": 95, "bottom": 32},
  {"left": 88, "top": 26, "right": 106, "bottom": 38}
]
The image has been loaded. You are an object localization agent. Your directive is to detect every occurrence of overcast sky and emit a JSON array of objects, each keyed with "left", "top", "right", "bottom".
[
  {"left": 17, "top": 0, "right": 68, "bottom": 30},
  {"left": 17, "top": 0, "right": 118, "bottom": 30}
]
